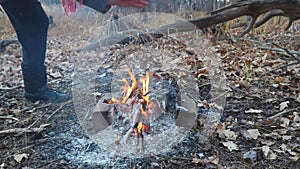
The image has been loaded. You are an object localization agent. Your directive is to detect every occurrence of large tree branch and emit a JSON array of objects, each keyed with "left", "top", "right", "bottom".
[
  {"left": 79, "top": 0, "right": 300, "bottom": 52},
  {"left": 190, "top": 0, "right": 300, "bottom": 36}
]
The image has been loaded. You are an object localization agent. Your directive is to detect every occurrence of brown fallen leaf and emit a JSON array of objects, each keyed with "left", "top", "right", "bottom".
[
  {"left": 217, "top": 123, "right": 238, "bottom": 140},
  {"left": 205, "top": 155, "right": 219, "bottom": 165},
  {"left": 192, "top": 158, "right": 204, "bottom": 164},
  {"left": 289, "top": 155, "right": 299, "bottom": 162}
]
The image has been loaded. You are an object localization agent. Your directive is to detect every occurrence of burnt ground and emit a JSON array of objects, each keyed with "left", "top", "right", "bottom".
[{"left": 1, "top": 14, "right": 300, "bottom": 169}]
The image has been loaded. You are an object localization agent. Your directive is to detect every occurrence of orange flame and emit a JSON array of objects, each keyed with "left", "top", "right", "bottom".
[
  {"left": 104, "top": 68, "right": 152, "bottom": 134},
  {"left": 137, "top": 122, "right": 149, "bottom": 135},
  {"left": 120, "top": 68, "right": 138, "bottom": 104}
]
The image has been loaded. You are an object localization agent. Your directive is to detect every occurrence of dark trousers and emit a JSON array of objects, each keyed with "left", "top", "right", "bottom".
[{"left": 1, "top": 0, "right": 49, "bottom": 93}]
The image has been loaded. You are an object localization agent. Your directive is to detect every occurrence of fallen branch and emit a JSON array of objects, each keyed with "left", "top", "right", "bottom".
[
  {"left": 258, "top": 47, "right": 300, "bottom": 56},
  {"left": 271, "top": 43, "right": 300, "bottom": 61},
  {"left": 78, "top": 0, "right": 300, "bottom": 51},
  {"left": 0, "top": 115, "right": 19, "bottom": 121},
  {"left": 0, "top": 124, "right": 50, "bottom": 135},
  {"left": 259, "top": 61, "right": 300, "bottom": 77},
  {"left": 267, "top": 108, "right": 298, "bottom": 119},
  {"left": 0, "top": 86, "right": 22, "bottom": 90}
]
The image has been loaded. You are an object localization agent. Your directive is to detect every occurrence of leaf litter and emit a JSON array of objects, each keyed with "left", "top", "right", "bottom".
[{"left": 0, "top": 11, "right": 299, "bottom": 168}]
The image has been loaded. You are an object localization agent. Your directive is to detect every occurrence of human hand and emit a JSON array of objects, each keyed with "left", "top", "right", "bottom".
[{"left": 107, "top": 0, "right": 149, "bottom": 8}]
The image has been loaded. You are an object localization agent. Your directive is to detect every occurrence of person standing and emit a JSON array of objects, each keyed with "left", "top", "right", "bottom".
[{"left": 0, "top": 0, "right": 148, "bottom": 103}]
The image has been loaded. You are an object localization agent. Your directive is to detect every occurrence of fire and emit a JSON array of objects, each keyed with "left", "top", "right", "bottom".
[
  {"left": 104, "top": 67, "right": 152, "bottom": 141},
  {"left": 139, "top": 70, "right": 151, "bottom": 117},
  {"left": 120, "top": 67, "right": 138, "bottom": 104},
  {"left": 135, "top": 122, "right": 149, "bottom": 137}
]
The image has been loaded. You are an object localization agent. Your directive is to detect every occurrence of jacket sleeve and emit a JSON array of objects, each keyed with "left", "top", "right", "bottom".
[{"left": 83, "top": 0, "right": 111, "bottom": 13}]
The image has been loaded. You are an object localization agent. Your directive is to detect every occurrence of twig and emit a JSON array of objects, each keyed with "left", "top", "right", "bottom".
[
  {"left": 121, "top": 103, "right": 140, "bottom": 144},
  {"left": 0, "top": 126, "right": 48, "bottom": 135},
  {"left": 35, "top": 103, "right": 52, "bottom": 109},
  {"left": 0, "top": 115, "right": 19, "bottom": 121},
  {"left": 267, "top": 108, "right": 297, "bottom": 119},
  {"left": 271, "top": 42, "right": 300, "bottom": 61},
  {"left": 27, "top": 103, "right": 52, "bottom": 128},
  {"left": 258, "top": 47, "right": 300, "bottom": 56},
  {"left": 46, "top": 100, "right": 72, "bottom": 120},
  {"left": 259, "top": 61, "right": 300, "bottom": 77},
  {"left": 0, "top": 86, "right": 22, "bottom": 90}
]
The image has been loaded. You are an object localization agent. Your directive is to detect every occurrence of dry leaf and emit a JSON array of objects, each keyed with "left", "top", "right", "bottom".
[
  {"left": 49, "top": 71, "right": 62, "bottom": 79},
  {"left": 245, "top": 109, "right": 263, "bottom": 114},
  {"left": 272, "top": 84, "right": 279, "bottom": 88},
  {"left": 246, "top": 129, "right": 261, "bottom": 140},
  {"left": 223, "top": 129, "right": 238, "bottom": 141},
  {"left": 262, "top": 132, "right": 280, "bottom": 139},
  {"left": 192, "top": 158, "right": 204, "bottom": 164},
  {"left": 206, "top": 155, "right": 219, "bottom": 165},
  {"left": 293, "top": 112, "right": 300, "bottom": 122},
  {"left": 222, "top": 141, "right": 239, "bottom": 151},
  {"left": 216, "top": 123, "right": 225, "bottom": 132},
  {"left": 287, "top": 149, "right": 297, "bottom": 156},
  {"left": 279, "top": 101, "right": 289, "bottom": 111},
  {"left": 282, "top": 135, "right": 292, "bottom": 141},
  {"left": 14, "top": 153, "right": 29, "bottom": 163},
  {"left": 262, "top": 146, "right": 277, "bottom": 160},
  {"left": 289, "top": 155, "right": 299, "bottom": 162},
  {"left": 260, "top": 140, "right": 275, "bottom": 146},
  {"left": 280, "top": 144, "right": 287, "bottom": 152},
  {"left": 1, "top": 163, "right": 6, "bottom": 169},
  {"left": 280, "top": 117, "right": 290, "bottom": 127},
  {"left": 296, "top": 95, "right": 300, "bottom": 103},
  {"left": 217, "top": 124, "right": 238, "bottom": 140}
]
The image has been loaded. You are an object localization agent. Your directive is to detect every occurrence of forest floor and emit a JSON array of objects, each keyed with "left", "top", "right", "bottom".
[{"left": 0, "top": 10, "right": 299, "bottom": 169}]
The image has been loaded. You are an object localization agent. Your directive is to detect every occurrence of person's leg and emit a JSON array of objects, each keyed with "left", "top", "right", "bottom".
[
  {"left": 1, "top": 0, "right": 70, "bottom": 102},
  {"left": 2, "top": 0, "right": 48, "bottom": 92}
]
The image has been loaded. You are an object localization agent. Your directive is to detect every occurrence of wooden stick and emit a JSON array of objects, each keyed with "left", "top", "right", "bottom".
[
  {"left": 121, "top": 103, "right": 140, "bottom": 144},
  {"left": 0, "top": 126, "right": 48, "bottom": 135},
  {"left": 267, "top": 108, "right": 297, "bottom": 119}
]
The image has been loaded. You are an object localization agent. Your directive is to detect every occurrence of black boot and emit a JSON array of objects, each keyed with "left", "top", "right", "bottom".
[{"left": 24, "top": 85, "right": 71, "bottom": 103}]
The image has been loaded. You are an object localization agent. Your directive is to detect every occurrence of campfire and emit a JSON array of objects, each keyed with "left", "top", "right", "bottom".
[
  {"left": 103, "top": 67, "right": 162, "bottom": 152},
  {"left": 89, "top": 65, "right": 198, "bottom": 156}
]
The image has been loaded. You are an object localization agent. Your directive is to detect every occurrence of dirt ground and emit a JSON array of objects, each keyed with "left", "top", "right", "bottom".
[{"left": 0, "top": 10, "right": 299, "bottom": 169}]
